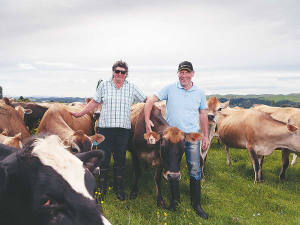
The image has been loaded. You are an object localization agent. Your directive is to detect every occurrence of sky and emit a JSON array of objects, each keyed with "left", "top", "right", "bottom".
[{"left": 1, "top": 0, "right": 300, "bottom": 98}]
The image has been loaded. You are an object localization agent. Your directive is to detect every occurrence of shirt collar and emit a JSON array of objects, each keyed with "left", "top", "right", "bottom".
[
  {"left": 109, "top": 78, "right": 128, "bottom": 88},
  {"left": 176, "top": 81, "right": 196, "bottom": 91}
]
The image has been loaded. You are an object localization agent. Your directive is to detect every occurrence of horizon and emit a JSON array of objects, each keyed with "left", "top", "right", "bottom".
[{"left": 4, "top": 92, "right": 300, "bottom": 99}]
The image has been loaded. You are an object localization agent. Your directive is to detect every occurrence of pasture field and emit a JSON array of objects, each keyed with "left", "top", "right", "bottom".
[
  {"left": 98, "top": 139, "right": 300, "bottom": 225},
  {"left": 263, "top": 95, "right": 300, "bottom": 103}
]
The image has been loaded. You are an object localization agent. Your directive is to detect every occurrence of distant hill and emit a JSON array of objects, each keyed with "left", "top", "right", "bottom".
[
  {"left": 206, "top": 93, "right": 300, "bottom": 108},
  {"left": 3, "top": 96, "right": 88, "bottom": 103}
]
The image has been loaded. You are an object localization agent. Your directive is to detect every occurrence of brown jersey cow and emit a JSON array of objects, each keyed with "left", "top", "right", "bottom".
[
  {"left": 217, "top": 108, "right": 300, "bottom": 183},
  {"left": 38, "top": 103, "right": 104, "bottom": 153},
  {"left": 0, "top": 103, "right": 31, "bottom": 142},
  {"left": 200, "top": 97, "right": 229, "bottom": 179},
  {"left": 128, "top": 103, "right": 202, "bottom": 210},
  {"left": 254, "top": 104, "right": 300, "bottom": 180},
  {"left": 0, "top": 129, "right": 22, "bottom": 148}
]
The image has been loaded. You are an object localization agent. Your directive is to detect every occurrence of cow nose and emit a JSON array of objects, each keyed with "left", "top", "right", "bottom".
[
  {"left": 207, "top": 114, "right": 215, "bottom": 122},
  {"left": 93, "top": 112, "right": 100, "bottom": 119},
  {"left": 167, "top": 173, "right": 181, "bottom": 181}
]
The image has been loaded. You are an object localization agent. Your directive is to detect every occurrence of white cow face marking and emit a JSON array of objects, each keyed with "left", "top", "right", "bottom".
[{"left": 31, "top": 135, "right": 93, "bottom": 200}]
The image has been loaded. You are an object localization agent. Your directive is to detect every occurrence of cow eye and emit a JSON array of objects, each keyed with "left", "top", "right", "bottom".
[
  {"left": 71, "top": 148, "right": 79, "bottom": 153},
  {"left": 217, "top": 108, "right": 222, "bottom": 111}
]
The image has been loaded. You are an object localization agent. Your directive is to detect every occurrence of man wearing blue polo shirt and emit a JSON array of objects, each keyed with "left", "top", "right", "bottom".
[{"left": 144, "top": 61, "right": 208, "bottom": 219}]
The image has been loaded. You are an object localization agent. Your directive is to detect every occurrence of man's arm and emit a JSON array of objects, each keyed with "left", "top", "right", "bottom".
[
  {"left": 145, "top": 95, "right": 159, "bottom": 132},
  {"left": 69, "top": 99, "right": 100, "bottom": 117},
  {"left": 199, "top": 108, "right": 209, "bottom": 150}
]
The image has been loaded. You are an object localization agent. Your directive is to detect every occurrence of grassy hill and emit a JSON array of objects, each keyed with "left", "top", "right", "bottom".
[
  {"left": 206, "top": 93, "right": 300, "bottom": 108},
  {"left": 207, "top": 93, "right": 300, "bottom": 103}
]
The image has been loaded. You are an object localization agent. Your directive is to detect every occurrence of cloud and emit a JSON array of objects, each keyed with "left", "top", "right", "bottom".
[
  {"left": 1, "top": 0, "right": 300, "bottom": 98},
  {"left": 17, "top": 63, "right": 36, "bottom": 70}
]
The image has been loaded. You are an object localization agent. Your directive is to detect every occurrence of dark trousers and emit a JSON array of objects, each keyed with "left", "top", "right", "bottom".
[{"left": 97, "top": 128, "right": 131, "bottom": 169}]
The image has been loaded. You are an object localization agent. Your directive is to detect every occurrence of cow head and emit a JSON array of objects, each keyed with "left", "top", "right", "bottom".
[
  {"left": 207, "top": 97, "right": 230, "bottom": 126},
  {"left": 63, "top": 130, "right": 105, "bottom": 153},
  {"left": 15, "top": 105, "right": 33, "bottom": 120},
  {"left": 0, "top": 131, "right": 22, "bottom": 148},
  {"left": 144, "top": 127, "right": 203, "bottom": 181},
  {"left": 0, "top": 134, "right": 111, "bottom": 225}
]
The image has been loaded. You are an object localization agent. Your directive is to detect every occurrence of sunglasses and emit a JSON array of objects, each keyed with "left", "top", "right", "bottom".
[{"left": 114, "top": 70, "right": 126, "bottom": 75}]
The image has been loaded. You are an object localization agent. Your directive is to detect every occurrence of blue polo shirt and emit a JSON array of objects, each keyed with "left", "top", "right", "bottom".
[{"left": 155, "top": 81, "right": 207, "bottom": 133}]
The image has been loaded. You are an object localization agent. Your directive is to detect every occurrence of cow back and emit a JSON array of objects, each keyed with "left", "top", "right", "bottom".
[
  {"left": 38, "top": 104, "right": 93, "bottom": 139},
  {"left": 254, "top": 105, "right": 300, "bottom": 126}
]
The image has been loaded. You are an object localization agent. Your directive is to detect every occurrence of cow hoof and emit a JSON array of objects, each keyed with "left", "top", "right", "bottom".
[
  {"left": 116, "top": 191, "right": 125, "bottom": 201},
  {"left": 130, "top": 192, "right": 138, "bottom": 200},
  {"left": 279, "top": 175, "right": 285, "bottom": 182},
  {"left": 168, "top": 203, "right": 178, "bottom": 211},
  {"left": 157, "top": 202, "right": 167, "bottom": 210}
]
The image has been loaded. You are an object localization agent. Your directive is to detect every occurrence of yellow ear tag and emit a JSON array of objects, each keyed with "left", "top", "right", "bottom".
[{"left": 148, "top": 135, "right": 155, "bottom": 144}]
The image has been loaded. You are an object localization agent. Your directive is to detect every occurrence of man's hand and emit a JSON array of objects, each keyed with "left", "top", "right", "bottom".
[
  {"left": 145, "top": 119, "right": 154, "bottom": 132},
  {"left": 201, "top": 136, "right": 209, "bottom": 151},
  {"left": 69, "top": 111, "right": 79, "bottom": 117}
]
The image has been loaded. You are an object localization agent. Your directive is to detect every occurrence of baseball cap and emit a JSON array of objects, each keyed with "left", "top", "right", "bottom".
[{"left": 178, "top": 61, "right": 193, "bottom": 72}]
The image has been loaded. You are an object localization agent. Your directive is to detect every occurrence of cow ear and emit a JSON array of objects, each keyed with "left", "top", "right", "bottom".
[
  {"left": 75, "top": 150, "right": 105, "bottom": 174},
  {"left": 221, "top": 101, "right": 230, "bottom": 110},
  {"left": 185, "top": 132, "right": 203, "bottom": 142},
  {"left": 13, "top": 133, "right": 22, "bottom": 141},
  {"left": 144, "top": 132, "right": 160, "bottom": 144},
  {"left": 85, "top": 98, "right": 92, "bottom": 104},
  {"left": 287, "top": 119, "right": 299, "bottom": 133},
  {"left": 1, "top": 129, "right": 9, "bottom": 136},
  {"left": 63, "top": 138, "right": 70, "bottom": 146},
  {"left": 24, "top": 109, "right": 32, "bottom": 115},
  {"left": 90, "top": 134, "right": 105, "bottom": 144},
  {"left": 0, "top": 166, "right": 8, "bottom": 196}
]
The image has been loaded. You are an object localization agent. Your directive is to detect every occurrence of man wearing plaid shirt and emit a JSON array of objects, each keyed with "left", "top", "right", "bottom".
[{"left": 70, "top": 60, "right": 147, "bottom": 201}]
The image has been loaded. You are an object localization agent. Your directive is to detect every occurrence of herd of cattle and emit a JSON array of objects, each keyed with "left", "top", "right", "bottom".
[{"left": 0, "top": 96, "right": 299, "bottom": 224}]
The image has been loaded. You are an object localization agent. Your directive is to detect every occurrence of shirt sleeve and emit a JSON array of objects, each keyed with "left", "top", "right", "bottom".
[
  {"left": 93, "top": 82, "right": 104, "bottom": 103},
  {"left": 199, "top": 90, "right": 208, "bottom": 110},
  {"left": 155, "top": 84, "right": 170, "bottom": 101},
  {"left": 133, "top": 84, "right": 147, "bottom": 102}
]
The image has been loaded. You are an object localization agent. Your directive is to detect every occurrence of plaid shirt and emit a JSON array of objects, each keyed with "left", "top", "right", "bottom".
[{"left": 94, "top": 78, "right": 147, "bottom": 129}]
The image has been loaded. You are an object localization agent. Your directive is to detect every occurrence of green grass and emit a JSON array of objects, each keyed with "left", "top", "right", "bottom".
[{"left": 97, "top": 139, "right": 300, "bottom": 224}]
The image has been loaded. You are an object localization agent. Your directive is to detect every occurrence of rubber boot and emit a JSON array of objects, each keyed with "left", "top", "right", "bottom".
[
  {"left": 114, "top": 167, "right": 125, "bottom": 201},
  {"left": 98, "top": 169, "right": 109, "bottom": 201},
  {"left": 190, "top": 179, "right": 208, "bottom": 219}
]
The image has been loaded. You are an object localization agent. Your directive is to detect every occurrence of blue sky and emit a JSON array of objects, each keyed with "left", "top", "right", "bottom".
[{"left": 1, "top": 0, "right": 299, "bottom": 98}]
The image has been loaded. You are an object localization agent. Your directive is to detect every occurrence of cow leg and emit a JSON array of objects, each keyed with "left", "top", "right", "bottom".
[
  {"left": 168, "top": 180, "right": 180, "bottom": 211},
  {"left": 155, "top": 164, "right": 166, "bottom": 209},
  {"left": 224, "top": 145, "right": 231, "bottom": 166},
  {"left": 200, "top": 150, "right": 208, "bottom": 180},
  {"left": 248, "top": 147, "right": 261, "bottom": 183},
  {"left": 98, "top": 169, "right": 109, "bottom": 201},
  {"left": 279, "top": 148, "right": 290, "bottom": 181},
  {"left": 291, "top": 153, "right": 297, "bottom": 166},
  {"left": 257, "top": 155, "right": 264, "bottom": 182},
  {"left": 130, "top": 151, "right": 141, "bottom": 200}
]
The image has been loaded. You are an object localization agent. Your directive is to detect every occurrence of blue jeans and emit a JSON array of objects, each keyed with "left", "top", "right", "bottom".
[
  {"left": 97, "top": 128, "right": 131, "bottom": 169},
  {"left": 185, "top": 140, "right": 202, "bottom": 180}
]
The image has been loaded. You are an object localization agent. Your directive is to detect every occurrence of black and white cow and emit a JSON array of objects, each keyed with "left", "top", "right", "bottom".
[{"left": 0, "top": 134, "right": 111, "bottom": 225}]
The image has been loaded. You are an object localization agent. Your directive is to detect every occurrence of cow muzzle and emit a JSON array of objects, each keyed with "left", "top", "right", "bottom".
[
  {"left": 164, "top": 171, "right": 181, "bottom": 181},
  {"left": 207, "top": 113, "right": 215, "bottom": 122}
]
